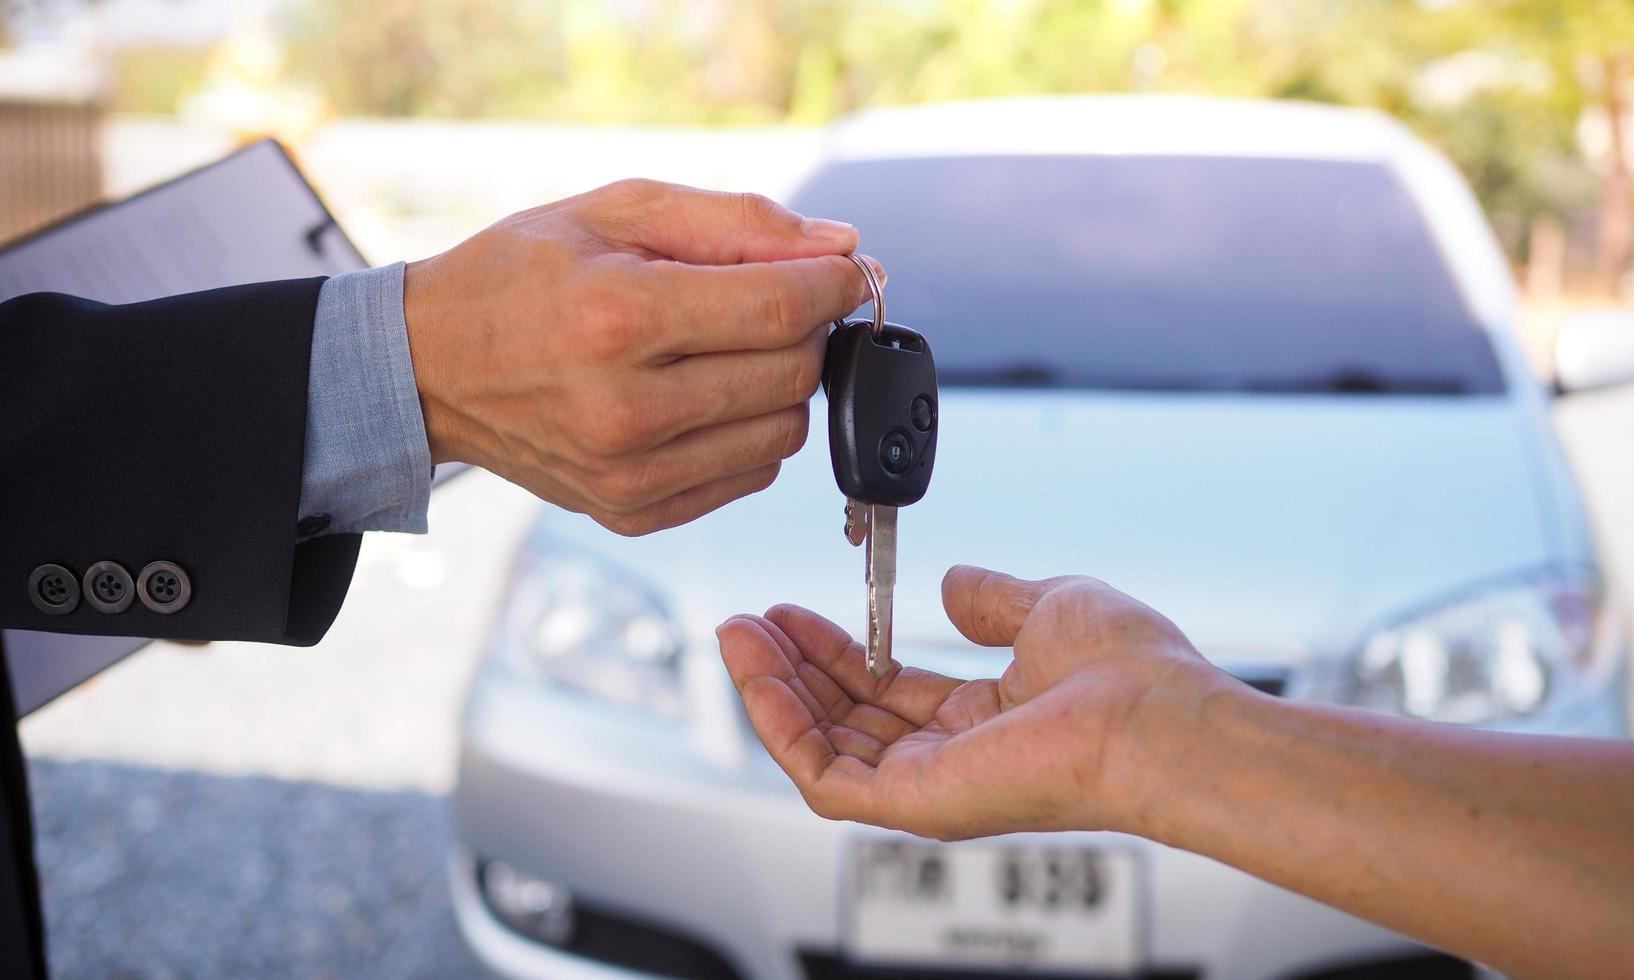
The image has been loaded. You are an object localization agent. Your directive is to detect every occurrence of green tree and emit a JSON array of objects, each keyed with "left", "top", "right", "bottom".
[
  {"left": 1475, "top": 0, "right": 1634, "bottom": 293},
  {"left": 276, "top": 0, "right": 1625, "bottom": 278}
]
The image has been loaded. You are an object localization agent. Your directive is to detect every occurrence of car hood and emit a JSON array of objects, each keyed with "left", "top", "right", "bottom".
[{"left": 528, "top": 391, "right": 1560, "bottom": 672}]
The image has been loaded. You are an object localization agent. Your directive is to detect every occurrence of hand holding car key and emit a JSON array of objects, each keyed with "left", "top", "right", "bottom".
[{"left": 823, "top": 254, "right": 938, "bottom": 677}]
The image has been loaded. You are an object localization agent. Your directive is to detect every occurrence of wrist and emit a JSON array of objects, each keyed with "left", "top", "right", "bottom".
[
  {"left": 1099, "top": 660, "right": 1270, "bottom": 843},
  {"left": 402, "top": 255, "right": 472, "bottom": 467}
]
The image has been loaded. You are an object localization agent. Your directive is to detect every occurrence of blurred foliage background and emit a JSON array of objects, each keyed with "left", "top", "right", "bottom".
[
  {"left": 2, "top": 0, "right": 1632, "bottom": 294},
  {"left": 286, "top": 0, "right": 1634, "bottom": 292}
]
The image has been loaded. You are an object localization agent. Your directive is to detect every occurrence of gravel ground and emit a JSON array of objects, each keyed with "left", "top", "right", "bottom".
[{"left": 28, "top": 759, "right": 480, "bottom": 980}]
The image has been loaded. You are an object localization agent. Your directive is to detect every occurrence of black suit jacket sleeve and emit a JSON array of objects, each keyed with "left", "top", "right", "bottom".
[{"left": 0, "top": 279, "right": 361, "bottom": 646}]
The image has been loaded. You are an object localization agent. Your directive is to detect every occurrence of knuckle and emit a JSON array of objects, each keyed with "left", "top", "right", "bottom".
[
  {"left": 564, "top": 420, "right": 607, "bottom": 460},
  {"left": 791, "top": 344, "right": 824, "bottom": 402},
  {"left": 1032, "top": 585, "right": 1076, "bottom": 618},
  {"left": 749, "top": 461, "right": 781, "bottom": 493},
  {"left": 591, "top": 465, "right": 646, "bottom": 513},
  {"left": 969, "top": 573, "right": 1015, "bottom": 634},
  {"left": 779, "top": 404, "right": 810, "bottom": 458},
  {"left": 1032, "top": 583, "right": 1163, "bottom": 648},
  {"left": 597, "top": 511, "right": 652, "bottom": 538},
  {"left": 736, "top": 191, "right": 784, "bottom": 228},
  {"left": 601, "top": 177, "right": 665, "bottom": 206},
  {"left": 575, "top": 285, "right": 640, "bottom": 358},
  {"left": 693, "top": 375, "right": 734, "bottom": 425},
  {"left": 764, "top": 602, "right": 805, "bottom": 624},
  {"left": 587, "top": 396, "right": 650, "bottom": 456},
  {"left": 567, "top": 394, "right": 633, "bottom": 457},
  {"left": 761, "top": 279, "right": 805, "bottom": 344},
  {"left": 570, "top": 413, "right": 615, "bottom": 459}
]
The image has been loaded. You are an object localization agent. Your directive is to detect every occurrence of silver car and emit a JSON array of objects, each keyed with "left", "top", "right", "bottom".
[{"left": 449, "top": 97, "right": 1631, "bottom": 980}]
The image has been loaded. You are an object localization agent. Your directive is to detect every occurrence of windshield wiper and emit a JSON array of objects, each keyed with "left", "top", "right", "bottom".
[
  {"left": 939, "top": 363, "right": 1067, "bottom": 388},
  {"left": 942, "top": 363, "right": 1245, "bottom": 391},
  {"left": 941, "top": 366, "right": 1264, "bottom": 392},
  {"left": 939, "top": 364, "right": 1472, "bottom": 395},
  {"left": 1243, "top": 369, "right": 1469, "bottom": 395}
]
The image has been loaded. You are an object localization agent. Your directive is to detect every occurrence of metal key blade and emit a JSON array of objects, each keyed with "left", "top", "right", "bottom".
[
  {"left": 864, "top": 504, "right": 898, "bottom": 677},
  {"left": 843, "top": 498, "right": 869, "bottom": 547}
]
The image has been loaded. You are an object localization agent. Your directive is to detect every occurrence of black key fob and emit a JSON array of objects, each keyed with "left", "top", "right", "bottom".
[{"left": 824, "top": 318, "right": 939, "bottom": 507}]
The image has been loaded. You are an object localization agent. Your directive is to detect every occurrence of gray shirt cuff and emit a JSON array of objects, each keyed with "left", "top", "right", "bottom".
[{"left": 298, "top": 261, "right": 432, "bottom": 536}]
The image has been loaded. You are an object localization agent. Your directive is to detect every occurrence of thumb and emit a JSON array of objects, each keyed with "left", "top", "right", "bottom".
[
  {"left": 941, "top": 565, "right": 1068, "bottom": 647},
  {"left": 594, "top": 179, "right": 861, "bottom": 264}
]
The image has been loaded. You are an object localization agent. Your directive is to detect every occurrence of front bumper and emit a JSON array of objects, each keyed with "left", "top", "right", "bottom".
[{"left": 450, "top": 668, "right": 1449, "bottom": 980}]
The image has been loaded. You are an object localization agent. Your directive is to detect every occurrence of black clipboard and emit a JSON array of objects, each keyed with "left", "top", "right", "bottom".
[{"left": 2, "top": 139, "right": 371, "bottom": 716}]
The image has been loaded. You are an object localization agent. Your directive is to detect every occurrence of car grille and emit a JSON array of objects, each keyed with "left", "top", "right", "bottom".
[
  {"left": 562, "top": 901, "right": 743, "bottom": 979},
  {"left": 481, "top": 870, "right": 1471, "bottom": 980},
  {"left": 799, "top": 955, "right": 1199, "bottom": 979},
  {"left": 477, "top": 863, "right": 745, "bottom": 979},
  {"left": 800, "top": 952, "right": 1473, "bottom": 980}
]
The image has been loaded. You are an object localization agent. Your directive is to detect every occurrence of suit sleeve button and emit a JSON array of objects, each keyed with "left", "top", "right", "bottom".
[
  {"left": 137, "top": 561, "right": 191, "bottom": 614},
  {"left": 83, "top": 561, "right": 135, "bottom": 614},
  {"left": 27, "top": 564, "right": 80, "bottom": 615}
]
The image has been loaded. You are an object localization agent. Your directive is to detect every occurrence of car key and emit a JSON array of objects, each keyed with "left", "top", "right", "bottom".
[{"left": 825, "top": 254, "right": 938, "bottom": 677}]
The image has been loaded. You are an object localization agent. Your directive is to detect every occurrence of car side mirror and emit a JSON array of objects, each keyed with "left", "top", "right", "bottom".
[{"left": 1554, "top": 309, "right": 1634, "bottom": 394}]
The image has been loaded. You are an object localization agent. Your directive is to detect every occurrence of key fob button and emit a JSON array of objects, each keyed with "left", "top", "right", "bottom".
[
  {"left": 910, "top": 395, "right": 935, "bottom": 432},
  {"left": 824, "top": 317, "right": 936, "bottom": 505},
  {"left": 879, "top": 430, "right": 914, "bottom": 474}
]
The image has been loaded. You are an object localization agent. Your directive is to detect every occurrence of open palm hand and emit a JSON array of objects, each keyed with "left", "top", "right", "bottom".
[{"left": 717, "top": 564, "right": 1218, "bottom": 840}]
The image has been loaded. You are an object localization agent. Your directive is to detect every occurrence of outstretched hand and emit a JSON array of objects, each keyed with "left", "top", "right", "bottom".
[
  {"left": 405, "top": 179, "right": 878, "bottom": 536},
  {"left": 717, "top": 564, "right": 1227, "bottom": 840},
  {"left": 724, "top": 566, "right": 1634, "bottom": 980}
]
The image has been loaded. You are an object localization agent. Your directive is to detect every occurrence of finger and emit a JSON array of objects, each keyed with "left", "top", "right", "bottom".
[
  {"left": 931, "top": 679, "right": 1006, "bottom": 734},
  {"left": 597, "top": 461, "right": 780, "bottom": 536},
  {"left": 765, "top": 605, "right": 965, "bottom": 728},
  {"left": 724, "top": 612, "right": 894, "bottom": 738},
  {"left": 941, "top": 564, "right": 1074, "bottom": 647},
  {"left": 721, "top": 618, "right": 879, "bottom": 814},
  {"left": 824, "top": 726, "right": 886, "bottom": 766},
  {"left": 793, "top": 662, "right": 916, "bottom": 744},
  {"left": 718, "top": 614, "right": 814, "bottom": 711},
  {"left": 640, "top": 327, "right": 825, "bottom": 442},
  {"left": 640, "top": 254, "right": 880, "bottom": 355},
  {"left": 606, "top": 403, "right": 808, "bottom": 509},
  {"left": 595, "top": 179, "right": 860, "bottom": 263},
  {"left": 843, "top": 703, "right": 918, "bottom": 745},
  {"left": 732, "top": 614, "right": 831, "bottom": 723},
  {"left": 739, "top": 675, "right": 841, "bottom": 787},
  {"left": 794, "top": 661, "right": 851, "bottom": 720},
  {"left": 736, "top": 611, "right": 805, "bottom": 666},
  {"left": 742, "top": 675, "right": 879, "bottom": 821}
]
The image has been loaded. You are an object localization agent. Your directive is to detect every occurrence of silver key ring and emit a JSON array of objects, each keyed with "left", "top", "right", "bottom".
[{"left": 843, "top": 253, "right": 886, "bottom": 338}]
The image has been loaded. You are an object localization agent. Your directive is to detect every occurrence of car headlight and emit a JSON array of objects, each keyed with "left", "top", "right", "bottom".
[
  {"left": 1343, "top": 566, "right": 1613, "bottom": 725},
  {"left": 495, "top": 545, "right": 684, "bottom": 718}
]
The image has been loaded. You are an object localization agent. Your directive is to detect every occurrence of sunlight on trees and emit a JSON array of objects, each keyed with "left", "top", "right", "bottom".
[{"left": 3, "top": 0, "right": 1629, "bottom": 285}]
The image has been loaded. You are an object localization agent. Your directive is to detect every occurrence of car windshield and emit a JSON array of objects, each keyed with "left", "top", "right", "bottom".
[{"left": 791, "top": 155, "right": 1506, "bottom": 394}]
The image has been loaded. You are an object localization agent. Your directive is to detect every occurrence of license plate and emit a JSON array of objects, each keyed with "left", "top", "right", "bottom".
[{"left": 842, "top": 839, "right": 1141, "bottom": 973}]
